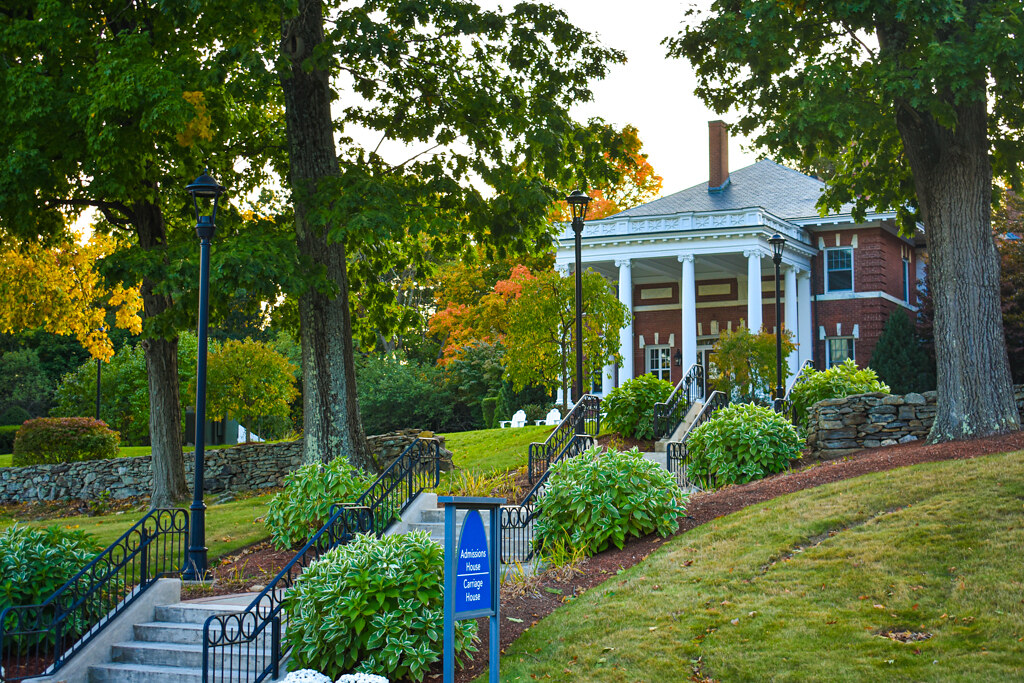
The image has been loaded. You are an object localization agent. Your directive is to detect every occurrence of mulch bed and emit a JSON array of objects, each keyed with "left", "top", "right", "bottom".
[
  {"left": 596, "top": 433, "right": 657, "bottom": 452},
  {"left": 445, "top": 429, "right": 1024, "bottom": 683}
]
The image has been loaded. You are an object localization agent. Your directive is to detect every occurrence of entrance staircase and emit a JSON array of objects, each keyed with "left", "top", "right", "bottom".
[{"left": 89, "top": 599, "right": 277, "bottom": 683}]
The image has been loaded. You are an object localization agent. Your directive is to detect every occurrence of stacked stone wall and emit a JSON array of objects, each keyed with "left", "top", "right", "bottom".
[
  {"left": 805, "top": 386, "right": 1024, "bottom": 461},
  {"left": 0, "top": 429, "right": 445, "bottom": 503}
]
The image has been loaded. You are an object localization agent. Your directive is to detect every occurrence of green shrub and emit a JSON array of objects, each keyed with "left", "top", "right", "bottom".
[
  {"left": 0, "top": 405, "right": 31, "bottom": 426},
  {"left": 265, "top": 458, "right": 376, "bottom": 550},
  {"left": 283, "top": 532, "right": 477, "bottom": 681},
  {"left": 686, "top": 403, "right": 804, "bottom": 487},
  {"left": 0, "top": 425, "right": 19, "bottom": 455},
  {"left": 601, "top": 374, "right": 674, "bottom": 439},
  {"left": 0, "top": 525, "right": 101, "bottom": 649},
  {"left": 535, "top": 446, "right": 686, "bottom": 556},
  {"left": 11, "top": 418, "right": 119, "bottom": 467},
  {"left": 481, "top": 397, "right": 498, "bottom": 429},
  {"left": 520, "top": 402, "right": 551, "bottom": 423},
  {"left": 790, "top": 359, "right": 890, "bottom": 425}
]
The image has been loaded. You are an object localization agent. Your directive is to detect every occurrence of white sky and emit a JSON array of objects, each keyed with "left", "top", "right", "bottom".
[{"left": 540, "top": 0, "right": 759, "bottom": 196}]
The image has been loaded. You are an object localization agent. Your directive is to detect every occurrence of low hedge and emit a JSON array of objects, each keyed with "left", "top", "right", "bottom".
[
  {"left": 601, "top": 374, "right": 674, "bottom": 440},
  {"left": 11, "top": 417, "right": 120, "bottom": 467},
  {"left": 0, "top": 425, "right": 19, "bottom": 455}
]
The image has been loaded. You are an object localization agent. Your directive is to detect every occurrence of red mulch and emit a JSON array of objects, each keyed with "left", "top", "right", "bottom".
[
  {"left": 181, "top": 541, "right": 295, "bottom": 600},
  {"left": 446, "top": 429, "right": 1024, "bottom": 683},
  {"left": 596, "top": 433, "right": 657, "bottom": 452}
]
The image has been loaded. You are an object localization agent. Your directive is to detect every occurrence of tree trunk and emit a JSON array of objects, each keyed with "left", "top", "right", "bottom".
[
  {"left": 894, "top": 96, "right": 1020, "bottom": 441},
  {"left": 135, "top": 200, "right": 188, "bottom": 508},
  {"left": 280, "top": 0, "right": 371, "bottom": 469}
]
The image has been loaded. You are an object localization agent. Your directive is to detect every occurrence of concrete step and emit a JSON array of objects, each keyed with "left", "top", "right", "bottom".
[
  {"left": 89, "top": 662, "right": 209, "bottom": 683},
  {"left": 153, "top": 603, "right": 247, "bottom": 625},
  {"left": 111, "top": 640, "right": 274, "bottom": 669},
  {"left": 642, "top": 451, "right": 668, "bottom": 470},
  {"left": 133, "top": 621, "right": 207, "bottom": 645}
]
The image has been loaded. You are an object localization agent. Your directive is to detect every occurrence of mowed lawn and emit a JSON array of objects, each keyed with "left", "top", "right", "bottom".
[
  {"left": 2, "top": 493, "right": 276, "bottom": 564},
  {"left": 481, "top": 450, "right": 1024, "bottom": 682},
  {"left": 442, "top": 425, "right": 552, "bottom": 475}
]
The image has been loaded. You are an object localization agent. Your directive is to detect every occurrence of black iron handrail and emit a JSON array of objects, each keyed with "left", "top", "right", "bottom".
[
  {"left": 201, "top": 506, "right": 373, "bottom": 683},
  {"left": 653, "top": 363, "right": 706, "bottom": 440},
  {"left": 772, "top": 359, "right": 815, "bottom": 421},
  {"left": 527, "top": 394, "right": 600, "bottom": 484},
  {"left": 0, "top": 508, "right": 188, "bottom": 683},
  {"left": 202, "top": 438, "right": 442, "bottom": 682},
  {"left": 503, "top": 417, "right": 596, "bottom": 564},
  {"left": 667, "top": 390, "right": 729, "bottom": 490},
  {"left": 356, "top": 437, "right": 443, "bottom": 537}
]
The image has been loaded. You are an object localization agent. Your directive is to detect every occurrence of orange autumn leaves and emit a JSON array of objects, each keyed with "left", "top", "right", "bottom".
[{"left": 0, "top": 233, "right": 142, "bottom": 361}]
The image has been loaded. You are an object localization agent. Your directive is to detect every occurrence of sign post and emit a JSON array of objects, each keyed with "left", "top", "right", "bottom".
[{"left": 440, "top": 496, "right": 504, "bottom": 683}]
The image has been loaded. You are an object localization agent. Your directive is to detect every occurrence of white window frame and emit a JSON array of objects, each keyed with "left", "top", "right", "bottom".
[
  {"left": 645, "top": 344, "right": 672, "bottom": 381},
  {"left": 825, "top": 247, "right": 854, "bottom": 293},
  {"left": 826, "top": 337, "right": 855, "bottom": 367},
  {"left": 902, "top": 258, "right": 910, "bottom": 302}
]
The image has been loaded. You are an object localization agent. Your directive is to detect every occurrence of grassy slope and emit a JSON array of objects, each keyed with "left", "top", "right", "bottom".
[
  {"left": 441, "top": 425, "right": 552, "bottom": 475},
  {"left": 5, "top": 494, "right": 276, "bottom": 563},
  {"left": 482, "top": 450, "right": 1024, "bottom": 682}
]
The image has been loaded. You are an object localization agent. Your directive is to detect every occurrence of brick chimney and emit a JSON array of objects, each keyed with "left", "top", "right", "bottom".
[{"left": 708, "top": 120, "right": 730, "bottom": 192}]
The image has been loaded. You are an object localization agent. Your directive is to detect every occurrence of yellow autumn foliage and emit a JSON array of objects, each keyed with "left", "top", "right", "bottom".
[
  {"left": 0, "top": 233, "right": 143, "bottom": 361},
  {"left": 176, "top": 90, "right": 214, "bottom": 147}
]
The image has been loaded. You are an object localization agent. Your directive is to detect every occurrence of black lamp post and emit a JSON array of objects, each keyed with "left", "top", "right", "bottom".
[
  {"left": 183, "top": 170, "right": 225, "bottom": 582},
  {"left": 566, "top": 190, "right": 590, "bottom": 409},
  {"left": 769, "top": 234, "right": 786, "bottom": 407}
]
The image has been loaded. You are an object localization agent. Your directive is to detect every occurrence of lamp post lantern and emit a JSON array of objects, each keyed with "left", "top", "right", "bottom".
[
  {"left": 565, "top": 190, "right": 590, "bottom": 411},
  {"left": 769, "top": 234, "right": 786, "bottom": 408},
  {"left": 183, "top": 169, "right": 225, "bottom": 582}
]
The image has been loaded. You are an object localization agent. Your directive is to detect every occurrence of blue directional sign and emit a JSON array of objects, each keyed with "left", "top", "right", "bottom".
[{"left": 455, "top": 509, "right": 491, "bottom": 614}]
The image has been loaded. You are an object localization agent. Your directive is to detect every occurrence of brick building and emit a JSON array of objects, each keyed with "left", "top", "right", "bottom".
[{"left": 554, "top": 121, "right": 924, "bottom": 395}]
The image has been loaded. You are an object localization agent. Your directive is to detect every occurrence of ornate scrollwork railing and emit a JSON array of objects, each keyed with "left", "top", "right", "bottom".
[
  {"left": 772, "top": 359, "right": 815, "bottom": 422},
  {"left": 503, "top": 423, "right": 595, "bottom": 564},
  {"left": 355, "top": 437, "right": 442, "bottom": 537},
  {"left": 653, "top": 363, "right": 705, "bottom": 440},
  {"left": 527, "top": 394, "right": 600, "bottom": 485},
  {"left": 201, "top": 506, "right": 372, "bottom": 683},
  {"left": 0, "top": 508, "right": 188, "bottom": 683},
  {"left": 202, "top": 438, "right": 441, "bottom": 683},
  {"left": 666, "top": 390, "right": 729, "bottom": 490}
]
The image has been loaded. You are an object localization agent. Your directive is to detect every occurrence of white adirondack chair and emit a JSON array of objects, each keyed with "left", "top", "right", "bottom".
[
  {"left": 511, "top": 409, "right": 528, "bottom": 428},
  {"left": 542, "top": 408, "right": 561, "bottom": 426}
]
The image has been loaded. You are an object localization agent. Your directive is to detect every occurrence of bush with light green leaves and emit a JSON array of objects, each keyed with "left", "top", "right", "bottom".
[
  {"left": 264, "top": 458, "right": 376, "bottom": 549},
  {"left": 601, "top": 374, "right": 674, "bottom": 440},
  {"left": 686, "top": 403, "right": 803, "bottom": 487},
  {"left": 283, "top": 532, "right": 477, "bottom": 682},
  {"left": 534, "top": 446, "right": 686, "bottom": 557},
  {"left": 790, "top": 358, "right": 890, "bottom": 426}
]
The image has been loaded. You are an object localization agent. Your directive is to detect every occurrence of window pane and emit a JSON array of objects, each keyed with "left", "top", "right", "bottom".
[
  {"left": 902, "top": 260, "right": 909, "bottom": 302},
  {"left": 826, "top": 248, "right": 853, "bottom": 292},
  {"left": 827, "top": 338, "right": 854, "bottom": 367}
]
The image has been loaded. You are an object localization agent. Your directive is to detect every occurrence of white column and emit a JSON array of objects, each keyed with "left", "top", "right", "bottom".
[
  {"left": 797, "top": 270, "right": 813, "bottom": 367},
  {"left": 744, "top": 249, "right": 763, "bottom": 332},
  {"left": 616, "top": 258, "right": 634, "bottom": 386},
  {"left": 784, "top": 265, "right": 798, "bottom": 375},
  {"left": 601, "top": 364, "right": 615, "bottom": 396},
  {"left": 678, "top": 254, "right": 697, "bottom": 370}
]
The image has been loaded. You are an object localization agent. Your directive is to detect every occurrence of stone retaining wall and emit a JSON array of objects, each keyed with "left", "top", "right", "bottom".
[
  {"left": 805, "top": 386, "right": 1024, "bottom": 461},
  {"left": 0, "top": 429, "right": 445, "bottom": 503}
]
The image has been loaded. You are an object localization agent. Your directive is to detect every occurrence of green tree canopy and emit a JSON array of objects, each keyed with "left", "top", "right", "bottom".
[
  {"left": 669, "top": 0, "right": 1024, "bottom": 441},
  {"left": 502, "top": 268, "right": 630, "bottom": 408},
  {"left": 711, "top": 326, "right": 796, "bottom": 404}
]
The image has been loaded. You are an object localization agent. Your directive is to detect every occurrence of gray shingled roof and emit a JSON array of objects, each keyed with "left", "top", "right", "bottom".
[{"left": 605, "top": 159, "right": 849, "bottom": 221}]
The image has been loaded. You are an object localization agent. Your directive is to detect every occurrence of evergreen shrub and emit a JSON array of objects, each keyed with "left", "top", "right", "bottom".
[
  {"left": 0, "top": 425, "right": 19, "bottom": 455},
  {"left": 601, "top": 374, "right": 674, "bottom": 439},
  {"left": 283, "top": 532, "right": 477, "bottom": 681},
  {"left": 11, "top": 418, "right": 119, "bottom": 467},
  {"left": 0, "top": 525, "right": 101, "bottom": 649},
  {"left": 265, "top": 458, "right": 375, "bottom": 549},
  {"left": 480, "top": 397, "right": 497, "bottom": 429},
  {"left": 790, "top": 359, "right": 890, "bottom": 425},
  {"left": 534, "top": 446, "right": 686, "bottom": 556},
  {"left": 870, "top": 309, "right": 935, "bottom": 393},
  {"left": 0, "top": 405, "right": 31, "bottom": 426},
  {"left": 686, "top": 403, "right": 803, "bottom": 487}
]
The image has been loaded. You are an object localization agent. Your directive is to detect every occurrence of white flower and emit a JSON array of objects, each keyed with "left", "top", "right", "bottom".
[
  {"left": 281, "top": 670, "right": 332, "bottom": 683},
  {"left": 336, "top": 674, "right": 389, "bottom": 683}
]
